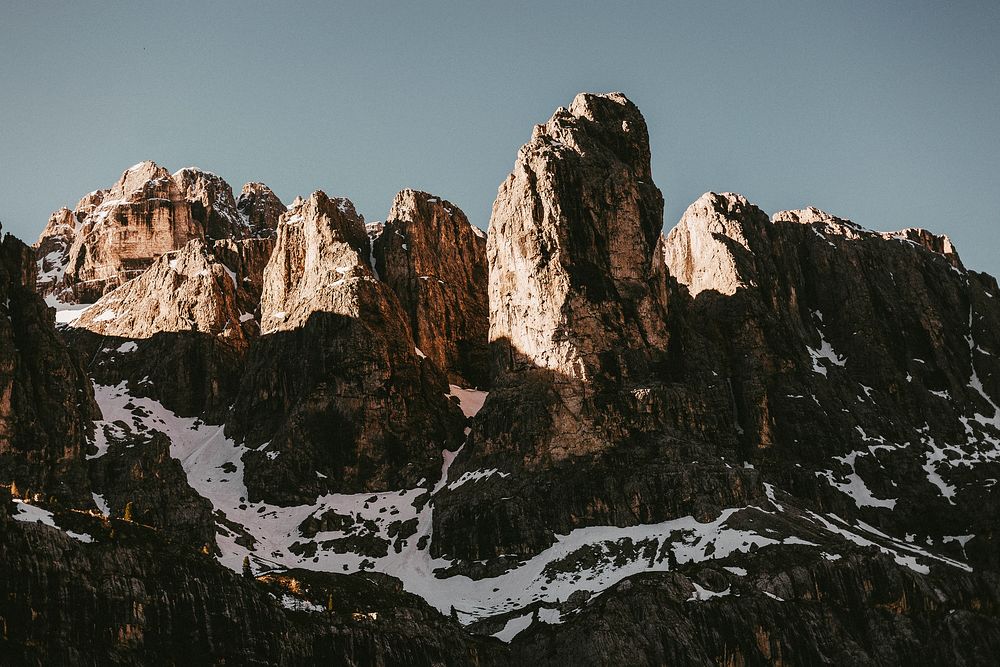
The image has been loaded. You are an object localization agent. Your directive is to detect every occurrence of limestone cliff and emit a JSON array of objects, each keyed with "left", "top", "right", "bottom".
[{"left": 373, "top": 189, "right": 489, "bottom": 387}]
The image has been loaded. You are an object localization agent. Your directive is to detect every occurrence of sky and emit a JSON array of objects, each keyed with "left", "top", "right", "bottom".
[{"left": 1, "top": 1, "right": 998, "bottom": 275}]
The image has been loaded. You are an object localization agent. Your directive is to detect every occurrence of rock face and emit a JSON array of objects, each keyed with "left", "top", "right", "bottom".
[
  {"left": 236, "top": 181, "right": 287, "bottom": 237},
  {"left": 488, "top": 92, "right": 669, "bottom": 383},
  {"left": 373, "top": 189, "right": 489, "bottom": 387},
  {"left": 0, "top": 229, "right": 96, "bottom": 503},
  {"left": 229, "top": 192, "right": 465, "bottom": 503},
  {"left": 662, "top": 192, "right": 1000, "bottom": 569},
  {"left": 173, "top": 167, "right": 251, "bottom": 241},
  {"left": 59, "top": 162, "right": 204, "bottom": 301},
  {"left": 512, "top": 554, "right": 1000, "bottom": 666},
  {"left": 258, "top": 192, "right": 374, "bottom": 333},
  {"left": 35, "top": 163, "right": 283, "bottom": 304},
  {"left": 73, "top": 238, "right": 250, "bottom": 346},
  {"left": 433, "top": 93, "right": 686, "bottom": 561},
  {"left": 0, "top": 495, "right": 505, "bottom": 665},
  {"left": 34, "top": 208, "right": 76, "bottom": 295}
]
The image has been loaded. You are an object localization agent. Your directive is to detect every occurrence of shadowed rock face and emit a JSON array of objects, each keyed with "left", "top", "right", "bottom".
[
  {"left": 662, "top": 192, "right": 1000, "bottom": 569},
  {"left": 228, "top": 191, "right": 465, "bottom": 503},
  {"left": 0, "top": 229, "right": 97, "bottom": 504},
  {"left": 34, "top": 208, "right": 76, "bottom": 295},
  {"left": 173, "top": 167, "right": 252, "bottom": 242},
  {"left": 373, "top": 189, "right": 489, "bottom": 388},
  {"left": 236, "top": 181, "right": 287, "bottom": 237}
]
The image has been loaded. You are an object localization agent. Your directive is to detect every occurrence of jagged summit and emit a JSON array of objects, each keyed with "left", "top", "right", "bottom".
[
  {"left": 5, "top": 93, "right": 1000, "bottom": 664},
  {"left": 235, "top": 182, "right": 286, "bottom": 237},
  {"left": 373, "top": 188, "right": 489, "bottom": 387},
  {"left": 489, "top": 90, "right": 668, "bottom": 383},
  {"left": 33, "top": 162, "right": 291, "bottom": 307}
]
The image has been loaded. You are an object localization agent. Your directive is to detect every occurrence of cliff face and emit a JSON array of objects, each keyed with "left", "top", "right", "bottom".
[
  {"left": 0, "top": 229, "right": 96, "bottom": 504},
  {"left": 0, "top": 492, "right": 505, "bottom": 666},
  {"left": 662, "top": 192, "right": 1000, "bottom": 569},
  {"left": 373, "top": 189, "right": 490, "bottom": 388},
  {"left": 73, "top": 238, "right": 251, "bottom": 346},
  {"left": 487, "top": 92, "right": 669, "bottom": 383},
  {"left": 58, "top": 162, "right": 204, "bottom": 302},
  {"left": 4, "top": 92, "right": 1000, "bottom": 664},
  {"left": 35, "top": 163, "right": 284, "bottom": 304},
  {"left": 228, "top": 192, "right": 465, "bottom": 504},
  {"left": 432, "top": 93, "right": 691, "bottom": 561},
  {"left": 236, "top": 181, "right": 287, "bottom": 237}
]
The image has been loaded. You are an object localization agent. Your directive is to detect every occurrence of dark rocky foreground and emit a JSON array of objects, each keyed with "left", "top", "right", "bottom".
[{"left": 1, "top": 92, "right": 999, "bottom": 664}]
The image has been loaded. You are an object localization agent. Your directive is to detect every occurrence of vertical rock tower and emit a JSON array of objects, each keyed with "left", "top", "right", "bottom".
[{"left": 488, "top": 92, "right": 669, "bottom": 385}]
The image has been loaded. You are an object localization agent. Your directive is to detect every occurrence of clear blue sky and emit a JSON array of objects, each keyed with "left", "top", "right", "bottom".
[{"left": 2, "top": 1, "right": 997, "bottom": 275}]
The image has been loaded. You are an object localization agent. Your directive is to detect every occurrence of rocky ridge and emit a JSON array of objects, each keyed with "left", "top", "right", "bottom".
[
  {"left": 373, "top": 189, "right": 490, "bottom": 387},
  {"left": 2, "top": 92, "right": 1000, "bottom": 664}
]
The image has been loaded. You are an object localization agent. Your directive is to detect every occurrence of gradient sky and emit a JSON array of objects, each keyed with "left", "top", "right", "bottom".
[{"left": 2, "top": 1, "right": 997, "bottom": 275}]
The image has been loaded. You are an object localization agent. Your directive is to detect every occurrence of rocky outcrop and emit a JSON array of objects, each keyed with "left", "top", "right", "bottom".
[
  {"left": 236, "top": 181, "right": 286, "bottom": 237},
  {"left": 258, "top": 192, "right": 373, "bottom": 333},
  {"left": 662, "top": 191, "right": 1000, "bottom": 569},
  {"left": 211, "top": 236, "right": 276, "bottom": 322},
  {"left": 59, "top": 162, "right": 204, "bottom": 301},
  {"left": 511, "top": 553, "right": 1000, "bottom": 665},
  {"left": 432, "top": 94, "right": 684, "bottom": 561},
  {"left": 34, "top": 208, "right": 76, "bottom": 295},
  {"left": 0, "top": 494, "right": 505, "bottom": 665},
  {"left": 173, "top": 167, "right": 250, "bottom": 241},
  {"left": 36, "top": 163, "right": 276, "bottom": 304},
  {"left": 228, "top": 192, "right": 465, "bottom": 503},
  {"left": 488, "top": 92, "right": 668, "bottom": 383},
  {"left": 73, "top": 238, "right": 251, "bottom": 346},
  {"left": 373, "top": 190, "right": 489, "bottom": 387},
  {"left": 0, "top": 229, "right": 97, "bottom": 504}
]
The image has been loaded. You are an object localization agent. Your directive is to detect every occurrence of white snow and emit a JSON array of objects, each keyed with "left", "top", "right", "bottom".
[
  {"left": 116, "top": 341, "right": 138, "bottom": 353},
  {"left": 12, "top": 500, "right": 93, "bottom": 542},
  {"left": 447, "top": 468, "right": 510, "bottom": 491},
  {"left": 93, "top": 309, "right": 117, "bottom": 323},
  {"left": 280, "top": 593, "right": 325, "bottom": 613},
  {"left": 807, "top": 312, "right": 847, "bottom": 376},
  {"left": 493, "top": 612, "right": 533, "bottom": 642},
  {"left": 84, "top": 380, "right": 979, "bottom": 633},
  {"left": 447, "top": 385, "right": 488, "bottom": 417},
  {"left": 92, "top": 493, "right": 110, "bottom": 517},
  {"left": 687, "top": 583, "right": 731, "bottom": 602}
]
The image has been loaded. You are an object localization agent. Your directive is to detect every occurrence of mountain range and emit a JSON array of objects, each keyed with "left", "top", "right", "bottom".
[{"left": 2, "top": 92, "right": 999, "bottom": 665}]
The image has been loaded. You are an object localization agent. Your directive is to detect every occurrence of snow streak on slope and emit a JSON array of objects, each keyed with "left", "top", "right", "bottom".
[{"left": 89, "top": 381, "right": 975, "bottom": 630}]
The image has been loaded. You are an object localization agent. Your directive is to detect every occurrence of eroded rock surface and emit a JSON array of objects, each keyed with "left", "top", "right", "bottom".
[
  {"left": 373, "top": 189, "right": 489, "bottom": 387},
  {"left": 229, "top": 192, "right": 465, "bottom": 503}
]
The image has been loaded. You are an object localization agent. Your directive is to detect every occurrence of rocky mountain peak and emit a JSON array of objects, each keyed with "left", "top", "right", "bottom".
[
  {"left": 172, "top": 167, "right": 248, "bottom": 241},
  {"left": 235, "top": 182, "right": 286, "bottom": 237},
  {"left": 885, "top": 227, "right": 963, "bottom": 269},
  {"left": 663, "top": 191, "right": 767, "bottom": 297},
  {"left": 259, "top": 191, "right": 372, "bottom": 333},
  {"left": 373, "top": 189, "right": 489, "bottom": 386},
  {"left": 489, "top": 91, "right": 668, "bottom": 383},
  {"left": 108, "top": 160, "right": 172, "bottom": 199},
  {"left": 34, "top": 208, "right": 76, "bottom": 294},
  {"left": 73, "top": 238, "right": 249, "bottom": 345}
]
